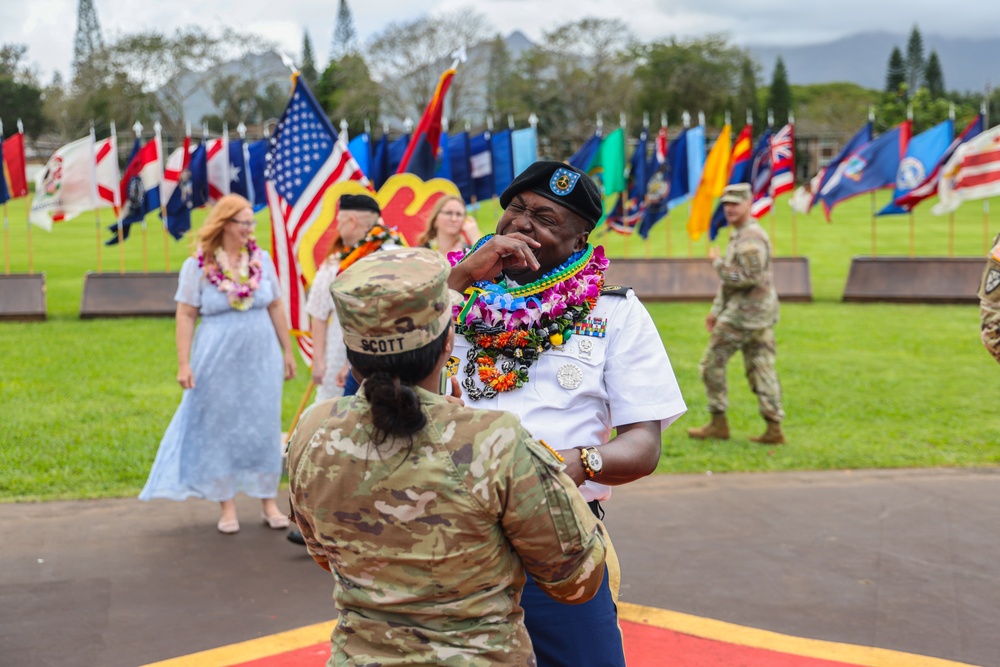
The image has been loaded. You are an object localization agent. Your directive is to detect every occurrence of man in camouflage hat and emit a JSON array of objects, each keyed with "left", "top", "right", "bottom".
[
  {"left": 979, "top": 230, "right": 1000, "bottom": 364},
  {"left": 287, "top": 247, "right": 608, "bottom": 667},
  {"left": 688, "top": 182, "right": 786, "bottom": 444}
]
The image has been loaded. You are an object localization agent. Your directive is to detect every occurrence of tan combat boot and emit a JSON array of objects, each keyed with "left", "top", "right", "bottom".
[
  {"left": 749, "top": 420, "right": 786, "bottom": 445},
  {"left": 687, "top": 413, "right": 730, "bottom": 440}
]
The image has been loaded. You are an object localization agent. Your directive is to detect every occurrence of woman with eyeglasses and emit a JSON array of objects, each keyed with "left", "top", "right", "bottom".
[
  {"left": 417, "top": 195, "right": 480, "bottom": 258},
  {"left": 139, "top": 194, "right": 297, "bottom": 534}
]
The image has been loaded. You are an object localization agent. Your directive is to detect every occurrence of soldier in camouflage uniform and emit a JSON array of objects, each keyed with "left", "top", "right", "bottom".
[
  {"left": 688, "top": 183, "right": 786, "bottom": 444},
  {"left": 287, "top": 247, "right": 608, "bottom": 667},
  {"left": 979, "top": 231, "right": 1000, "bottom": 364}
]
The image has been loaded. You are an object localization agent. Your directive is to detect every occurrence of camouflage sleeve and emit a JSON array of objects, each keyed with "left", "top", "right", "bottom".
[
  {"left": 286, "top": 404, "right": 333, "bottom": 571},
  {"left": 714, "top": 237, "right": 768, "bottom": 289},
  {"left": 709, "top": 283, "right": 725, "bottom": 319},
  {"left": 501, "top": 428, "right": 607, "bottom": 605},
  {"left": 979, "top": 239, "right": 1000, "bottom": 364}
]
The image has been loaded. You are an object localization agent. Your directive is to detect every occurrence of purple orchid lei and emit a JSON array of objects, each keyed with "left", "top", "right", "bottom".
[
  {"left": 449, "top": 236, "right": 609, "bottom": 333},
  {"left": 198, "top": 236, "right": 264, "bottom": 311}
]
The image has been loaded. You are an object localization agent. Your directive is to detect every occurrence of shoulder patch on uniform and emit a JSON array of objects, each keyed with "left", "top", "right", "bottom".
[
  {"left": 600, "top": 285, "right": 631, "bottom": 297},
  {"left": 987, "top": 268, "right": 1000, "bottom": 294}
]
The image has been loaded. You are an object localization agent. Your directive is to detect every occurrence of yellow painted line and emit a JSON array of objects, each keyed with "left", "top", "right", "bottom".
[
  {"left": 618, "top": 602, "right": 982, "bottom": 667},
  {"left": 139, "top": 619, "right": 336, "bottom": 667}
]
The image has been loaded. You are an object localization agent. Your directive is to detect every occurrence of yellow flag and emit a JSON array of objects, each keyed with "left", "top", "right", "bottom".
[{"left": 687, "top": 124, "right": 732, "bottom": 241}]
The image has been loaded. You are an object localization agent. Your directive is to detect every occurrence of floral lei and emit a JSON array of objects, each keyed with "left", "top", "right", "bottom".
[
  {"left": 198, "top": 237, "right": 263, "bottom": 311},
  {"left": 450, "top": 235, "right": 609, "bottom": 400},
  {"left": 335, "top": 224, "right": 406, "bottom": 272}
]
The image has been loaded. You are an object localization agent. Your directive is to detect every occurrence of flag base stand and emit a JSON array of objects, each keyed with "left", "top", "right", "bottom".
[
  {"left": 0, "top": 274, "right": 46, "bottom": 321},
  {"left": 842, "top": 257, "right": 983, "bottom": 304},
  {"left": 80, "top": 271, "right": 179, "bottom": 319},
  {"left": 604, "top": 257, "right": 812, "bottom": 302}
]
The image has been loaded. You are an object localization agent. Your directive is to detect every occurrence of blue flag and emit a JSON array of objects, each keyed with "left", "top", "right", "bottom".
[
  {"left": 878, "top": 119, "right": 953, "bottom": 216},
  {"left": 568, "top": 133, "right": 602, "bottom": 171},
  {"left": 348, "top": 133, "right": 371, "bottom": 179},
  {"left": 817, "top": 121, "right": 911, "bottom": 221},
  {"left": 388, "top": 135, "right": 410, "bottom": 175},
  {"left": 638, "top": 127, "right": 670, "bottom": 239},
  {"left": 491, "top": 130, "right": 515, "bottom": 197},
  {"left": 666, "top": 129, "right": 690, "bottom": 210},
  {"left": 246, "top": 140, "right": 268, "bottom": 211},
  {"left": 469, "top": 131, "right": 494, "bottom": 203},
  {"left": 434, "top": 132, "right": 451, "bottom": 180},
  {"left": 810, "top": 122, "right": 874, "bottom": 211},
  {"left": 370, "top": 135, "right": 390, "bottom": 190},
  {"left": 686, "top": 125, "right": 706, "bottom": 195},
  {"left": 107, "top": 139, "right": 161, "bottom": 244},
  {"left": 447, "top": 132, "right": 472, "bottom": 202},
  {"left": 511, "top": 127, "right": 538, "bottom": 176}
]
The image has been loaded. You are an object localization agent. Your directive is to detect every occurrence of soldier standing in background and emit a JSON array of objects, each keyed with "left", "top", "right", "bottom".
[
  {"left": 688, "top": 183, "right": 786, "bottom": 444},
  {"left": 979, "top": 231, "right": 1000, "bottom": 363}
]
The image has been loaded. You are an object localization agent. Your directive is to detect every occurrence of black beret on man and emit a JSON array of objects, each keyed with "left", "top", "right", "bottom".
[
  {"left": 499, "top": 161, "right": 603, "bottom": 228},
  {"left": 339, "top": 193, "right": 380, "bottom": 215}
]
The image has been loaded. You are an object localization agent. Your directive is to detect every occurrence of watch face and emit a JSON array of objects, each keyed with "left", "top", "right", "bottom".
[{"left": 586, "top": 449, "right": 603, "bottom": 474}]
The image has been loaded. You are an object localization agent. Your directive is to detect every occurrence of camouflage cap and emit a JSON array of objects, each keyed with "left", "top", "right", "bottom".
[
  {"left": 720, "top": 182, "right": 752, "bottom": 204},
  {"left": 332, "top": 247, "right": 461, "bottom": 355}
]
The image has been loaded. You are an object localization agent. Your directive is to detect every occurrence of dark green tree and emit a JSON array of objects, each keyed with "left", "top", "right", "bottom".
[
  {"left": 0, "top": 44, "right": 48, "bottom": 138},
  {"left": 301, "top": 30, "right": 318, "bottom": 84},
  {"left": 72, "top": 0, "right": 104, "bottom": 81},
  {"left": 331, "top": 0, "right": 358, "bottom": 62},
  {"left": 767, "top": 56, "right": 792, "bottom": 126},
  {"left": 924, "top": 50, "right": 945, "bottom": 98},
  {"left": 905, "top": 25, "right": 924, "bottom": 94},
  {"left": 885, "top": 46, "right": 906, "bottom": 94},
  {"left": 314, "top": 54, "right": 380, "bottom": 137}
]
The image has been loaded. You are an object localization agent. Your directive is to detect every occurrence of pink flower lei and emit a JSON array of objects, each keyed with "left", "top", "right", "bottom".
[{"left": 198, "top": 236, "right": 264, "bottom": 311}]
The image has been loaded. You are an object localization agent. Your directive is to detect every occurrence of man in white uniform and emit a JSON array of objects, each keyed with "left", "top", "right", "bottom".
[{"left": 447, "top": 161, "right": 686, "bottom": 667}]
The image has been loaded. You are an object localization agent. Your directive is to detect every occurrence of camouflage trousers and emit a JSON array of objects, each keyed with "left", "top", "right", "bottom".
[
  {"left": 982, "top": 305, "right": 1000, "bottom": 364},
  {"left": 699, "top": 322, "right": 784, "bottom": 423}
]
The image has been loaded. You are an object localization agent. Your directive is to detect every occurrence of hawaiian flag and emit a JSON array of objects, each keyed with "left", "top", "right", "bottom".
[
  {"left": 1, "top": 126, "right": 28, "bottom": 201},
  {"left": 749, "top": 128, "right": 773, "bottom": 218},
  {"left": 710, "top": 123, "right": 753, "bottom": 240},
  {"left": 817, "top": 121, "right": 911, "bottom": 221},
  {"left": 897, "top": 114, "right": 983, "bottom": 211},
  {"left": 265, "top": 74, "right": 369, "bottom": 362},
  {"left": 770, "top": 123, "right": 795, "bottom": 199},
  {"left": 397, "top": 67, "right": 455, "bottom": 179},
  {"left": 108, "top": 137, "right": 161, "bottom": 244}
]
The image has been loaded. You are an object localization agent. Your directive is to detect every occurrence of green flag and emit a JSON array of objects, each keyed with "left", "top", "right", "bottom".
[{"left": 588, "top": 127, "right": 626, "bottom": 198}]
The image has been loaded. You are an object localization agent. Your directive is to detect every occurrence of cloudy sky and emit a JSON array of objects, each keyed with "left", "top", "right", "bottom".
[{"left": 3, "top": 0, "right": 998, "bottom": 83}]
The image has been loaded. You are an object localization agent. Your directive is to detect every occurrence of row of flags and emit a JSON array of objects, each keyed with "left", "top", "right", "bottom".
[{"left": 574, "top": 108, "right": 998, "bottom": 244}]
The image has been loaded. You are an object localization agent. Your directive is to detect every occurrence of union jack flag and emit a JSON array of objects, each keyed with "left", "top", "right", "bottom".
[
  {"left": 769, "top": 122, "right": 795, "bottom": 199},
  {"left": 265, "top": 75, "right": 369, "bottom": 362}
]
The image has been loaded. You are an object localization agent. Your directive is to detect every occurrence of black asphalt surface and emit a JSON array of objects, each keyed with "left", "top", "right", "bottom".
[{"left": 2, "top": 467, "right": 997, "bottom": 667}]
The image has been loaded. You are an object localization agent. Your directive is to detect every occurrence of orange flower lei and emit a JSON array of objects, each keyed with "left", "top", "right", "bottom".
[
  {"left": 336, "top": 225, "right": 406, "bottom": 272},
  {"left": 473, "top": 330, "right": 533, "bottom": 393}
]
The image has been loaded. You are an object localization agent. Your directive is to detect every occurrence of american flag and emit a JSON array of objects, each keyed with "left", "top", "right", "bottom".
[
  {"left": 769, "top": 123, "right": 795, "bottom": 199},
  {"left": 265, "top": 75, "right": 368, "bottom": 362}
]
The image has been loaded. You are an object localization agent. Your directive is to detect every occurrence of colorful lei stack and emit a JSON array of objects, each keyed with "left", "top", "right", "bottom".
[
  {"left": 451, "top": 235, "right": 609, "bottom": 400},
  {"left": 336, "top": 225, "right": 406, "bottom": 272}
]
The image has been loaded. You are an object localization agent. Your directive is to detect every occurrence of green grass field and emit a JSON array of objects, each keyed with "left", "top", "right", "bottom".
[{"left": 2, "top": 193, "right": 998, "bottom": 501}]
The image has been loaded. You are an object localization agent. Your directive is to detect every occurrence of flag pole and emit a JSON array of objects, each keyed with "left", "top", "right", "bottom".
[
  {"left": 132, "top": 121, "right": 148, "bottom": 273},
  {"left": 767, "top": 108, "right": 777, "bottom": 246},
  {"left": 684, "top": 111, "right": 693, "bottom": 258},
  {"left": 789, "top": 110, "right": 798, "bottom": 256},
  {"left": 155, "top": 121, "right": 170, "bottom": 272},
  {"left": 620, "top": 112, "right": 630, "bottom": 259},
  {"left": 88, "top": 122, "right": 104, "bottom": 275},
  {"left": 15, "top": 119, "right": 34, "bottom": 274},
  {"left": 985, "top": 200, "right": 991, "bottom": 254},
  {"left": 908, "top": 211, "right": 915, "bottom": 258},
  {"left": 868, "top": 107, "right": 877, "bottom": 258},
  {"left": 2, "top": 202, "right": 9, "bottom": 275},
  {"left": 948, "top": 211, "right": 955, "bottom": 258}
]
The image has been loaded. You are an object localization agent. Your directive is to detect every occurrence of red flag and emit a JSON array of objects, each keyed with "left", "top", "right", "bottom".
[
  {"left": 396, "top": 67, "right": 455, "bottom": 178},
  {"left": 2, "top": 132, "right": 29, "bottom": 199}
]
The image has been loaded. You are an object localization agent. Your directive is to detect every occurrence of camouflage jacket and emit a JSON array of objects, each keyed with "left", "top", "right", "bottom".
[
  {"left": 710, "top": 219, "right": 779, "bottom": 329},
  {"left": 978, "top": 232, "right": 1000, "bottom": 364},
  {"left": 287, "top": 386, "right": 607, "bottom": 667}
]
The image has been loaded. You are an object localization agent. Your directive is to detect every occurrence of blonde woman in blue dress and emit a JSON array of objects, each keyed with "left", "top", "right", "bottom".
[{"left": 140, "top": 194, "right": 297, "bottom": 534}]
